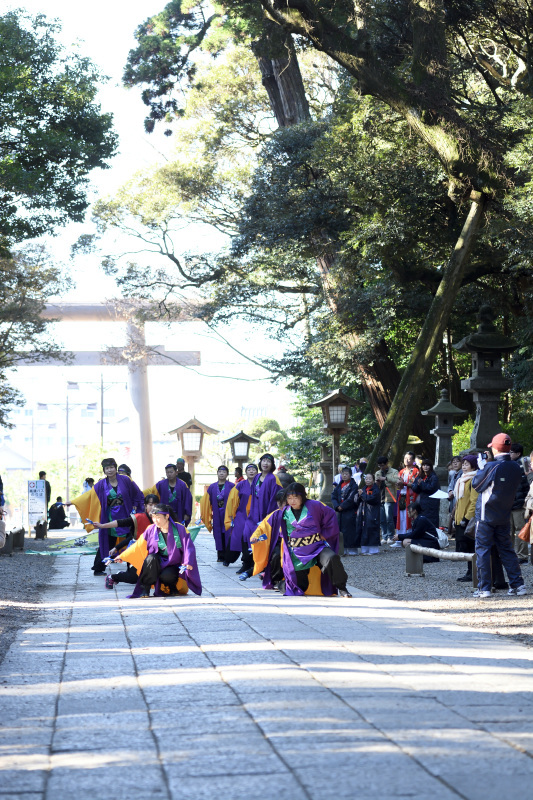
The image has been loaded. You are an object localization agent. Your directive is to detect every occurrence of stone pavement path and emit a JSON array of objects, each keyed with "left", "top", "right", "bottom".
[{"left": 1, "top": 531, "right": 533, "bottom": 800}]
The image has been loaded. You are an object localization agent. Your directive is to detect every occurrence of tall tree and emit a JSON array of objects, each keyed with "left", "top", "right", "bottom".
[{"left": 0, "top": 11, "right": 117, "bottom": 251}]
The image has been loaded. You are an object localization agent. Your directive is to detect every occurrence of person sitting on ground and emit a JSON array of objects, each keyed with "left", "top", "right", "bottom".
[
  {"left": 411, "top": 459, "right": 441, "bottom": 528},
  {"left": 116, "top": 503, "right": 202, "bottom": 598},
  {"left": 90, "top": 494, "right": 158, "bottom": 587},
  {"left": 48, "top": 497, "right": 70, "bottom": 530},
  {"left": 453, "top": 456, "right": 478, "bottom": 582},
  {"left": 392, "top": 502, "right": 441, "bottom": 562},
  {"left": 332, "top": 467, "right": 359, "bottom": 555},
  {"left": 355, "top": 473, "right": 381, "bottom": 555},
  {"left": 253, "top": 482, "right": 351, "bottom": 597}
]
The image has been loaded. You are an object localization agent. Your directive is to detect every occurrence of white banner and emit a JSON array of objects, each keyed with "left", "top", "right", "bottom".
[{"left": 28, "top": 480, "right": 47, "bottom": 528}]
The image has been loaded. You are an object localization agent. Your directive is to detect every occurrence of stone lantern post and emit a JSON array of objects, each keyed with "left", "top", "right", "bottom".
[
  {"left": 453, "top": 306, "right": 517, "bottom": 450},
  {"left": 422, "top": 389, "right": 467, "bottom": 485}
]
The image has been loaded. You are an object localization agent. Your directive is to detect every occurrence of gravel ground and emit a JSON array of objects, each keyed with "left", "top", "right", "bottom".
[
  {"left": 0, "top": 534, "right": 57, "bottom": 666},
  {"left": 343, "top": 544, "right": 533, "bottom": 648}
]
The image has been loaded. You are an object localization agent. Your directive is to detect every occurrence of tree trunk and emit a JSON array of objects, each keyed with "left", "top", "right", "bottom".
[
  {"left": 251, "top": 21, "right": 310, "bottom": 127},
  {"left": 367, "top": 192, "right": 486, "bottom": 469}
]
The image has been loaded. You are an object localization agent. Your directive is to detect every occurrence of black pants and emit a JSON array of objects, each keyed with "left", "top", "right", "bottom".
[
  {"left": 289, "top": 548, "right": 348, "bottom": 593},
  {"left": 140, "top": 553, "right": 181, "bottom": 593},
  {"left": 241, "top": 540, "right": 254, "bottom": 572},
  {"left": 113, "top": 565, "right": 138, "bottom": 585},
  {"left": 455, "top": 524, "right": 475, "bottom": 575},
  {"left": 218, "top": 529, "right": 240, "bottom": 564},
  {"left": 269, "top": 544, "right": 283, "bottom": 583}
]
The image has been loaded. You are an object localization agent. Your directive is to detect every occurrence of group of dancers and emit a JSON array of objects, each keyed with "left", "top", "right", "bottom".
[{"left": 68, "top": 453, "right": 352, "bottom": 599}]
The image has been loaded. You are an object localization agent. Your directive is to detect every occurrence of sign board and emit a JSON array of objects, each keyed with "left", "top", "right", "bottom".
[{"left": 28, "top": 480, "right": 47, "bottom": 528}]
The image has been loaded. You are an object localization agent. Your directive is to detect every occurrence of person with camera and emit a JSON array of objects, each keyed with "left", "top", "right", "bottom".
[
  {"left": 375, "top": 456, "right": 399, "bottom": 544},
  {"left": 472, "top": 433, "right": 527, "bottom": 599}
]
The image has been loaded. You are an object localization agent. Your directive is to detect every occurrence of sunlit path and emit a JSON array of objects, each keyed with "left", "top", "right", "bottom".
[{"left": 1, "top": 530, "right": 533, "bottom": 800}]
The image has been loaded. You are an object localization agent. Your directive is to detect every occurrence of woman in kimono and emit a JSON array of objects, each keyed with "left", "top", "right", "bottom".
[
  {"left": 68, "top": 457, "right": 145, "bottom": 574},
  {"left": 253, "top": 483, "right": 351, "bottom": 597},
  {"left": 91, "top": 494, "right": 158, "bottom": 588},
  {"left": 224, "top": 463, "right": 258, "bottom": 568},
  {"left": 240, "top": 453, "right": 281, "bottom": 580},
  {"left": 411, "top": 459, "right": 441, "bottom": 528},
  {"left": 356, "top": 474, "right": 381, "bottom": 555},
  {"left": 116, "top": 503, "right": 201, "bottom": 598},
  {"left": 200, "top": 466, "right": 235, "bottom": 562},
  {"left": 332, "top": 467, "right": 359, "bottom": 555}
]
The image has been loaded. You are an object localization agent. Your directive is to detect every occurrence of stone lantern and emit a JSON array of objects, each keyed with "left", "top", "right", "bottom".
[
  {"left": 221, "top": 431, "right": 260, "bottom": 471},
  {"left": 308, "top": 389, "right": 364, "bottom": 473},
  {"left": 422, "top": 388, "right": 467, "bottom": 484},
  {"left": 453, "top": 306, "right": 517, "bottom": 450},
  {"left": 168, "top": 417, "right": 219, "bottom": 493}
]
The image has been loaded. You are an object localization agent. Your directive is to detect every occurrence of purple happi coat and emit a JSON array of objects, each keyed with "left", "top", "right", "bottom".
[
  {"left": 156, "top": 478, "right": 192, "bottom": 523},
  {"left": 207, "top": 480, "right": 235, "bottom": 551},
  {"left": 228, "top": 480, "right": 253, "bottom": 551},
  {"left": 94, "top": 474, "right": 145, "bottom": 559},
  {"left": 268, "top": 500, "right": 340, "bottom": 596},
  {"left": 243, "top": 472, "right": 280, "bottom": 545},
  {"left": 129, "top": 521, "right": 202, "bottom": 598}
]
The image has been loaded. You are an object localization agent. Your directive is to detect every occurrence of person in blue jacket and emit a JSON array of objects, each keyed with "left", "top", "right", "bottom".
[
  {"left": 472, "top": 432, "right": 526, "bottom": 599},
  {"left": 411, "top": 460, "right": 440, "bottom": 527}
]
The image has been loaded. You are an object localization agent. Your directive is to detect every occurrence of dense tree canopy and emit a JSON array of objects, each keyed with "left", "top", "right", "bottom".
[
  {"left": 0, "top": 11, "right": 117, "bottom": 251},
  {"left": 94, "top": 0, "right": 533, "bottom": 461}
]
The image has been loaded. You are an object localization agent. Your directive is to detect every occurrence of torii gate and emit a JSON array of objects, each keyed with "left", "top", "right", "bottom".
[{"left": 28, "top": 302, "right": 201, "bottom": 487}]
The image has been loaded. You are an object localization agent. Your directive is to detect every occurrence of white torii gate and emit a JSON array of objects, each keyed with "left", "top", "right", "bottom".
[{"left": 26, "top": 302, "right": 201, "bottom": 487}]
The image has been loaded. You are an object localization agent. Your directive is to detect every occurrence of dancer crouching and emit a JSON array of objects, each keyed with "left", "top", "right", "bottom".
[
  {"left": 115, "top": 503, "right": 202, "bottom": 598},
  {"left": 253, "top": 483, "right": 352, "bottom": 597}
]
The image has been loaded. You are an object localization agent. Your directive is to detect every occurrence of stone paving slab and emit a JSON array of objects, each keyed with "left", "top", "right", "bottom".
[{"left": 1, "top": 531, "right": 533, "bottom": 799}]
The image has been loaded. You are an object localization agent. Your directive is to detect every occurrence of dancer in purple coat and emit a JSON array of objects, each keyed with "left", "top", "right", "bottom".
[
  {"left": 117, "top": 503, "right": 201, "bottom": 598},
  {"left": 200, "top": 466, "right": 235, "bottom": 561},
  {"left": 224, "top": 463, "right": 258, "bottom": 567},
  {"left": 156, "top": 464, "right": 193, "bottom": 526},
  {"left": 239, "top": 454, "right": 281, "bottom": 579},
  {"left": 69, "top": 457, "right": 145, "bottom": 574}
]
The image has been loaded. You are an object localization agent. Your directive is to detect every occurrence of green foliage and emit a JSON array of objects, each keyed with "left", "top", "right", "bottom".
[
  {"left": 247, "top": 417, "right": 281, "bottom": 437},
  {"left": 452, "top": 418, "right": 475, "bottom": 455},
  {"left": 0, "top": 247, "right": 71, "bottom": 427},
  {"left": 0, "top": 10, "right": 117, "bottom": 250}
]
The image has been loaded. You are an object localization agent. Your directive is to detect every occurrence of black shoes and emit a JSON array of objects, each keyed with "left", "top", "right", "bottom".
[
  {"left": 236, "top": 565, "right": 246, "bottom": 574},
  {"left": 338, "top": 588, "right": 353, "bottom": 598},
  {"left": 457, "top": 574, "right": 472, "bottom": 582}
]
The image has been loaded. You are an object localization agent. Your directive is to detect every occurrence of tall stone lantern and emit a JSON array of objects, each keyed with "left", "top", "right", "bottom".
[
  {"left": 453, "top": 306, "right": 517, "bottom": 450},
  {"left": 422, "top": 389, "right": 467, "bottom": 484}
]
